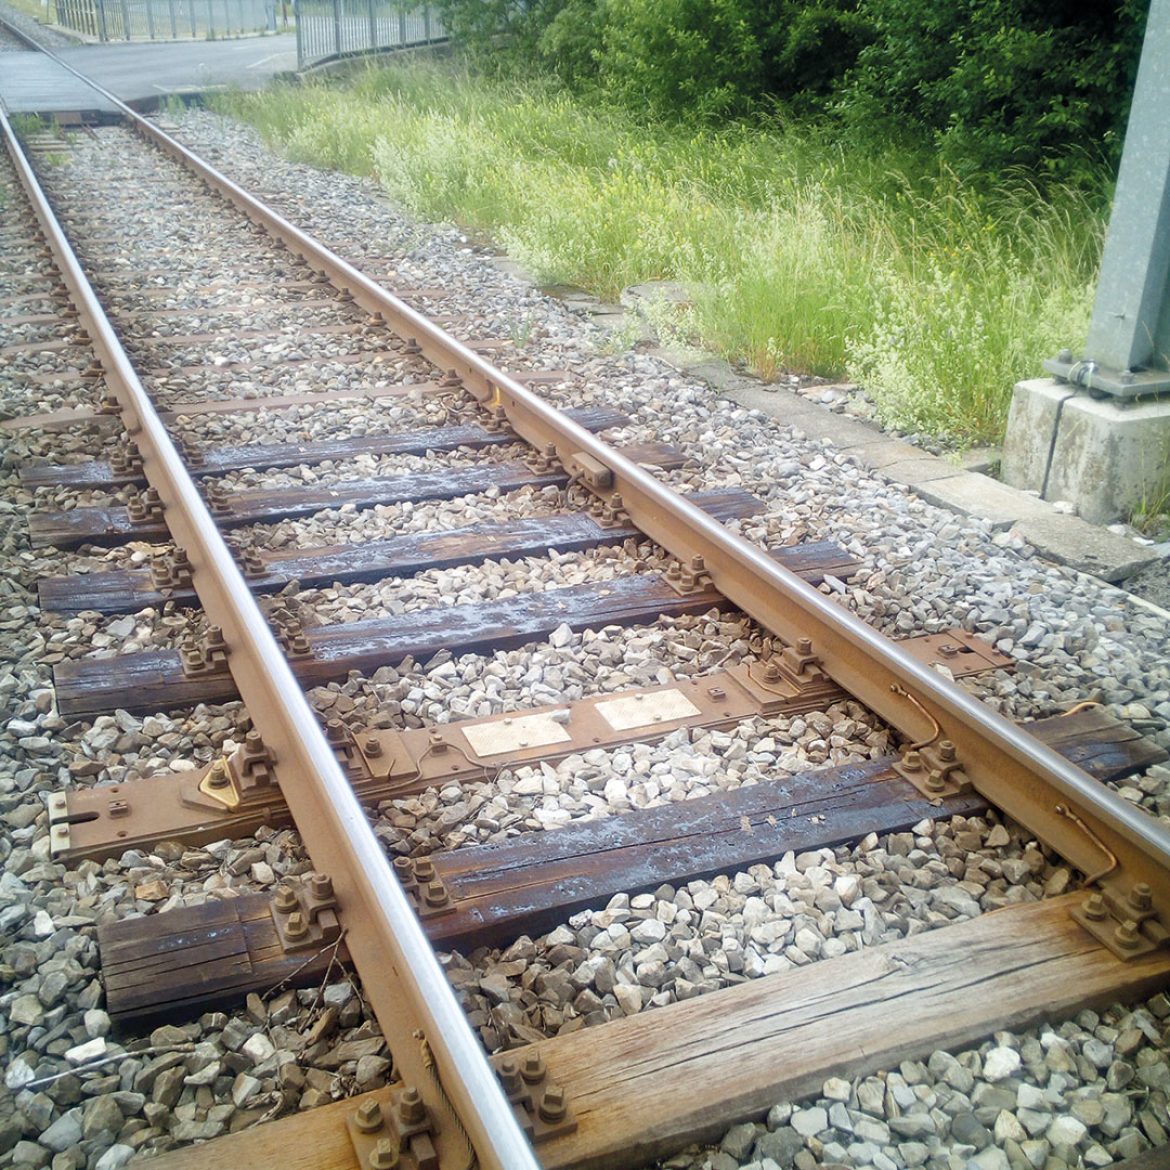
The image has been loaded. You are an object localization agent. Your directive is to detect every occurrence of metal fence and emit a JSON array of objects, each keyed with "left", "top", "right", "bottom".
[
  {"left": 54, "top": 0, "right": 279, "bottom": 40},
  {"left": 295, "top": 0, "right": 443, "bottom": 68}
]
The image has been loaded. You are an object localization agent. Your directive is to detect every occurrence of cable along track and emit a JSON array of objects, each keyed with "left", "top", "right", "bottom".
[{"left": 2, "top": 42, "right": 1170, "bottom": 1170}]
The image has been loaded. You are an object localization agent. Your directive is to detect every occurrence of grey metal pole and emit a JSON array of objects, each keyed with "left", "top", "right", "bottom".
[
  {"left": 168, "top": 0, "right": 176, "bottom": 36},
  {"left": 1044, "top": 0, "right": 1170, "bottom": 398},
  {"left": 332, "top": 0, "right": 340, "bottom": 54},
  {"left": 366, "top": 0, "right": 375, "bottom": 52}
]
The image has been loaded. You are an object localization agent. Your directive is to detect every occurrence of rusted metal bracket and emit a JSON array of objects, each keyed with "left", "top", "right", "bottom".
[
  {"left": 346, "top": 1085, "right": 438, "bottom": 1170},
  {"left": 663, "top": 554, "right": 713, "bottom": 595},
  {"left": 126, "top": 487, "right": 163, "bottom": 524},
  {"left": 592, "top": 491, "right": 629, "bottom": 530},
  {"left": 393, "top": 856, "right": 456, "bottom": 919},
  {"left": 893, "top": 739, "right": 970, "bottom": 800},
  {"left": 1072, "top": 880, "right": 1169, "bottom": 960},
  {"left": 492, "top": 1052, "right": 577, "bottom": 1144},
  {"left": 150, "top": 547, "right": 193, "bottom": 592},
  {"left": 270, "top": 872, "right": 340, "bottom": 953},
  {"left": 898, "top": 629, "right": 1014, "bottom": 679},
  {"left": 180, "top": 625, "right": 230, "bottom": 677}
]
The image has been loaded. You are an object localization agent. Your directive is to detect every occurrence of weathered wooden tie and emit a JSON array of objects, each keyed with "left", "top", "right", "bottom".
[
  {"left": 27, "top": 441, "right": 683, "bottom": 550},
  {"left": 27, "top": 461, "right": 566, "bottom": 548},
  {"left": 124, "top": 896, "right": 1170, "bottom": 1170},
  {"left": 19, "top": 405, "right": 628, "bottom": 488},
  {"left": 54, "top": 574, "right": 733, "bottom": 717},
  {"left": 38, "top": 487, "right": 777, "bottom": 614}
]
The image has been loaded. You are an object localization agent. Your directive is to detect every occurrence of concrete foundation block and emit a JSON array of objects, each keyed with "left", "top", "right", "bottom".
[
  {"left": 914, "top": 472, "right": 1053, "bottom": 530},
  {"left": 1046, "top": 393, "right": 1170, "bottom": 525},
  {"left": 1001, "top": 379, "right": 1076, "bottom": 494},
  {"left": 1002, "top": 377, "right": 1170, "bottom": 524}
]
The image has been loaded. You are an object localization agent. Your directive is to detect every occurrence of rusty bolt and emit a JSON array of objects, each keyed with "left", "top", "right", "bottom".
[
  {"left": 325, "top": 719, "right": 346, "bottom": 743},
  {"left": 206, "top": 759, "right": 230, "bottom": 789},
  {"left": 290, "top": 634, "right": 312, "bottom": 656},
  {"left": 1114, "top": 920, "right": 1141, "bottom": 951},
  {"left": 796, "top": 637, "right": 813, "bottom": 656},
  {"left": 441, "top": 369, "right": 462, "bottom": 388},
  {"left": 665, "top": 561, "right": 681, "bottom": 579},
  {"left": 423, "top": 880, "right": 449, "bottom": 908},
  {"left": 938, "top": 740, "right": 957, "bottom": 763},
  {"left": 368, "top": 1138, "right": 399, "bottom": 1170},
  {"left": 690, "top": 555, "right": 706, "bottom": 572},
  {"left": 398, "top": 1086, "right": 425, "bottom": 1126},
  {"left": 414, "top": 858, "right": 435, "bottom": 883},
  {"left": 539, "top": 1083, "right": 568, "bottom": 1124},
  {"left": 244, "top": 730, "right": 265, "bottom": 757},
  {"left": 763, "top": 662, "right": 781, "bottom": 682},
  {"left": 284, "top": 911, "right": 309, "bottom": 940},
  {"left": 1082, "top": 892, "right": 1108, "bottom": 921},
  {"left": 392, "top": 857, "right": 414, "bottom": 881},
  {"left": 497, "top": 1057, "right": 521, "bottom": 1094},
  {"left": 310, "top": 873, "right": 334, "bottom": 901},
  {"left": 924, "top": 769, "right": 945, "bottom": 793},
  {"left": 1128, "top": 882, "right": 1153, "bottom": 913},
  {"left": 708, "top": 687, "right": 726, "bottom": 701},
  {"left": 902, "top": 750, "right": 923, "bottom": 772},
  {"left": 520, "top": 1054, "right": 546, "bottom": 1085},
  {"left": 364, "top": 735, "right": 383, "bottom": 758},
  {"left": 274, "top": 885, "right": 299, "bottom": 913},
  {"left": 353, "top": 1099, "right": 383, "bottom": 1133},
  {"left": 403, "top": 337, "right": 421, "bottom": 354},
  {"left": 427, "top": 731, "right": 448, "bottom": 754},
  {"left": 206, "top": 626, "right": 227, "bottom": 650}
]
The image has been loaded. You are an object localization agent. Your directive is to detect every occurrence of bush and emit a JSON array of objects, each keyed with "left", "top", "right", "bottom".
[{"left": 839, "top": 0, "right": 1149, "bottom": 184}]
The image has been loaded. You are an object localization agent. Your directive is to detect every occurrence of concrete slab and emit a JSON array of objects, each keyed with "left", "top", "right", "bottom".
[
  {"left": 0, "top": 36, "right": 297, "bottom": 114},
  {"left": 1011, "top": 514, "right": 1159, "bottom": 583},
  {"left": 794, "top": 408, "right": 885, "bottom": 450},
  {"left": 846, "top": 439, "right": 927, "bottom": 470},
  {"left": 879, "top": 457, "right": 965, "bottom": 486},
  {"left": 914, "top": 472, "right": 1055, "bottom": 530},
  {"left": 0, "top": 50, "right": 120, "bottom": 113}
]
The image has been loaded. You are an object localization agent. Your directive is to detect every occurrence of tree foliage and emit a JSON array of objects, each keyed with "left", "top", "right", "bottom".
[{"left": 432, "top": 0, "right": 1150, "bottom": 185}]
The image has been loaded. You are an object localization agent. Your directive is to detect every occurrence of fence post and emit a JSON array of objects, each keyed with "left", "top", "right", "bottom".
[
  {"left": 332, "top": 0, "right": 341, "bottom": 54},
  {"left": 396, "top": 1, "right": 404, "bottom": 45},
  {"left": 146, "top": 0, "right": 156, "bottom": 38},
  {"left": 294, "top": 0, "right": 303, "bottom": 65},
  {"left": 366, "top": 0, "right": 375, "bottom": 52},
  {"left": 118, "top": 0, "right": 130, "bottom": 38},
  {"left": 97, "top": 0, "right": 109, "bottom": 39},
  {"left": 424, "top": 2, "right": 430, "bottom": 40}
]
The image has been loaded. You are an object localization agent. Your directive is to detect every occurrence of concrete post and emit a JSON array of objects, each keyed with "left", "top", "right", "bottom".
[
  {"left": 1003, "top": 0, "right": 1170, "bottom": 523},
  {"left": 1043, "top": 0, "right": 1170, "bottom": 398}
]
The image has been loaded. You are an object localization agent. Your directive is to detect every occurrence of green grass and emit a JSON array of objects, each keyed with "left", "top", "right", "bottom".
[{"left": 213, "top": 63, "right": 1103, "bottom": 445}]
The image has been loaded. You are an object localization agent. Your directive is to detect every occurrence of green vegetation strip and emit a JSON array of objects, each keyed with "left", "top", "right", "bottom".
[{"left": 216, "top": 64, "right": 1102, "bottom": 444}]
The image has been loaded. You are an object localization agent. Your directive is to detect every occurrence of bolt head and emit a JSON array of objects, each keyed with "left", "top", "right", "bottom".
[
  {"left": 539, "top": 1083, "right": 567, "bottom": 1123},
  {"left": 285, "top": 910, "right": 308, "bottom": 939},
  {"left": 1083, "top": 892, "right": 1107, "bottom": 921},
  {"left": 521, "top": 1054, "right": 546, "bottom": 1084},
  {"left": 274, "top": 885, "right": 298, "bottom": 912},
  {"left": 1114, "top": 919, "right": 1141, "bottom": 950},
  {"left": 354, "top": 1099, "right": 383, "bottom": 1132},
  {"left": 903, "top": 751, "right": 922, "bottom": 771},
  {"left": 1129, "top": 882, "right": 1153, "bottom": 911},
  {"left": 368, "top": 1138, "right": 399, "bottom": 1170}
]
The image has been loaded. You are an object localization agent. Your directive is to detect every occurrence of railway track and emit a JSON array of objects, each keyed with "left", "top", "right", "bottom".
[{"left": 2, "top": 31, "right": 1170, "bottom": 1170}]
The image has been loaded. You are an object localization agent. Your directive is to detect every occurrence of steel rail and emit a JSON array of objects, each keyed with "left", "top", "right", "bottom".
[
  {"left": 18, "top": 37, "right": 1170, "bottom": 935},
  {"left": 0, "top": 104, "right": 541, "bottom": 1170}
]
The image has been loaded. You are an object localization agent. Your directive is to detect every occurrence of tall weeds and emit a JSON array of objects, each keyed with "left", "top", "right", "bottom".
[{"left": 215, "top": 64, "right": 1102, "bottom": 444}]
